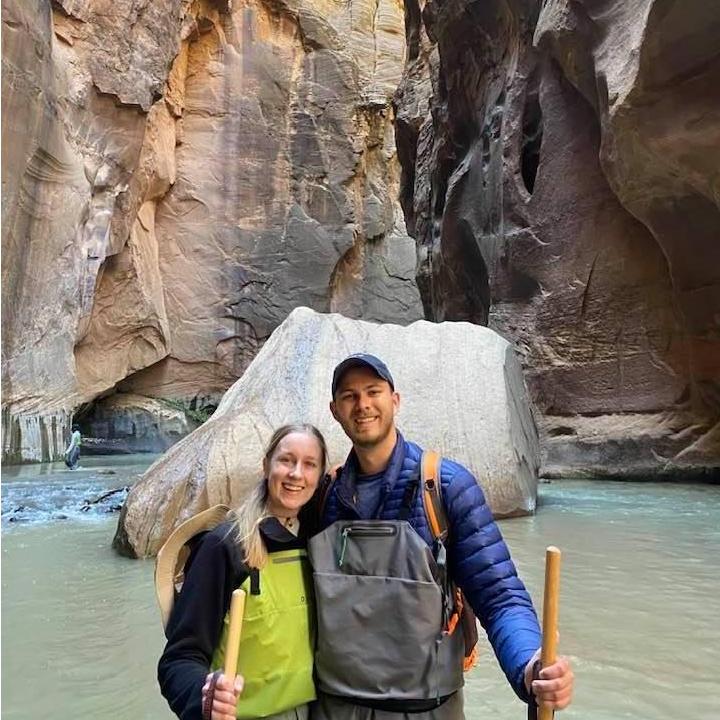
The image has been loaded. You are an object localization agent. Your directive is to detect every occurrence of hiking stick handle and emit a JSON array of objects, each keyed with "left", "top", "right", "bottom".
[
  {"left": 539, "top": 547, "right": 561, "bottom": 720},
  {"left": 223, "top": 589, "right": 246, "bottom": 679}
]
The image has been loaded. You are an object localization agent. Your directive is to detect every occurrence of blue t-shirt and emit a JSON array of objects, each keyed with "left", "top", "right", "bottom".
[{"left": 354, "top": 471, "right": 385, "bottom": 519}]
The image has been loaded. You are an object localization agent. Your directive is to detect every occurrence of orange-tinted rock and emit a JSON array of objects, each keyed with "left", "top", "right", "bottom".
[{"left": 2, "top": 0, "right": 423, "bottom": 462}]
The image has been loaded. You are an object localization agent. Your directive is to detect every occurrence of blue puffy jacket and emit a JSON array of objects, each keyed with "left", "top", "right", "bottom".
[{"left": 320, "top": 433, "right": 541, "bottom": 702}]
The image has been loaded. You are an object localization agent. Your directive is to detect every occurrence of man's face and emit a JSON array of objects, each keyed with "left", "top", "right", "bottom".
[{"left": 330, "top": 365, "right": 400, "bottom": 448}]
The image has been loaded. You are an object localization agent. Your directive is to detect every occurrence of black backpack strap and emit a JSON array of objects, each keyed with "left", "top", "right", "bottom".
[
  {"left": 249, "top": 568, "right": 261, "bottom": 595},
  {"left": 398, "top": 473, "right": 419, "bottom": 521},
  {"left": 316, "top": 466, "right": 341, "bottom": 524}
]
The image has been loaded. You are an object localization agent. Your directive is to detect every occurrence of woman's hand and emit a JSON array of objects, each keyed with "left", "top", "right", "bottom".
[{"left": 201, "top": 672, "right": 244, "bottom": 720}]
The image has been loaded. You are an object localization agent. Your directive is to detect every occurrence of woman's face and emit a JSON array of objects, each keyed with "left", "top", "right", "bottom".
[{"left": 264, "top": 431, "right": 323, "bottom": 516}]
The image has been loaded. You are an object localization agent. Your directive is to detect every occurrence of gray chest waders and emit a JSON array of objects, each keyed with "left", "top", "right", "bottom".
[{"left": 308, "top": 486, "right": 465, "bottom": 711}]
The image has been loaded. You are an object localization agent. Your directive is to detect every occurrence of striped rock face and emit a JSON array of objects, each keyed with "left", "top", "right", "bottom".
[
  {"left": 114, "top": 307, "right": 540, "bottom": 558},
  {"left": 2, "top": 1, "right": 422, "bottom": 463},
  {"left": 393, "top": 0, "right": 720, "bottom": 479}
]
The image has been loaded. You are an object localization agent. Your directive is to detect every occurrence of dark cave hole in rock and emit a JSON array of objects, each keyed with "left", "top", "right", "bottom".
[
  {"left": 508, "top": 267, "right": 540, "bottom": 300},
  {"left": 70, "top": 393, "right": 217, "bottom": 455},
  {"left": 548, "top": 426, "right": 577, "bottom": 437},
  {"left": 520, "top": 85, "right": 543, "bottom": 194}
]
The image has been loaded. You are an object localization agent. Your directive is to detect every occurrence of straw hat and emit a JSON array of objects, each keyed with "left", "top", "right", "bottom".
[{"left": 155, "top": 505, "right": 231, "bottom": 629}]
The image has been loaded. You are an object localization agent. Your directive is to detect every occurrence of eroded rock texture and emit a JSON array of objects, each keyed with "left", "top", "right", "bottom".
[
  {"left": 394, "top": 0, "right": 720, "bottom": 477},
  {"left": 2, "top": 0, "right": 423, "bottom": 462}
]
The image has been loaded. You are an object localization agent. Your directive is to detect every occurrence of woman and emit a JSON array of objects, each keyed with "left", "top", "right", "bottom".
[{"left": 158, "top": 424, "right": 328, "bottom": 720}]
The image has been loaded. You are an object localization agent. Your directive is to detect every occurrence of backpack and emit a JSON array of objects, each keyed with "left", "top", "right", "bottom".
[
  {"left": 155, "top": 504, "right": 232, "bottom": 629},
  {"left": 319, "top": 451, "right": 479, "bottom": 672}
]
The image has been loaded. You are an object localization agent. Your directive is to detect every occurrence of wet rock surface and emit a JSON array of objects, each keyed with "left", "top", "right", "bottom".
[{"left": 393, "top": 0, "right": 720, "bottom": 478}]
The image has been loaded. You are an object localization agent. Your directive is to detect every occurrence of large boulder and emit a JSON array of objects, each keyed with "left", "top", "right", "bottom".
[{"left": 114, "top": 307, "right": 540, "bottom": 558}]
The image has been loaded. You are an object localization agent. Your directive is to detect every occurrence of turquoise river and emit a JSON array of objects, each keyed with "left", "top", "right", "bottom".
[{"left": 2, "top": 456, "right": 719, "bottom": 719}]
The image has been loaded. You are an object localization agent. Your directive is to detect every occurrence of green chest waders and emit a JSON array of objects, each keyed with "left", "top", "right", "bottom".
[{"left": 212, "top": 548, "right": 316, "bottom": 719}]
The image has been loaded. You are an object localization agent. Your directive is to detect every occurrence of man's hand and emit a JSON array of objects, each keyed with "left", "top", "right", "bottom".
[
  {"left": 524, "top": 648, "right": 574, "bottom": 710},
  {"left": 201, "top": 672, "right": 244, "bottom": 720}
]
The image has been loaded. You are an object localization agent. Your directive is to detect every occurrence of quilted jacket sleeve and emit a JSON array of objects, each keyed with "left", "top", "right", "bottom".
[{"left": 442, "top": 460, "right": 540, "bottom": 702}]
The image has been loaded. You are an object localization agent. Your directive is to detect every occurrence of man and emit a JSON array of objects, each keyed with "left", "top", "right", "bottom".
[
  {"left": 64, "top": 424, "right": 82, "bottom": 469},
  {"left": 309, "top": 353, "right": 574, "bottom": 720}
]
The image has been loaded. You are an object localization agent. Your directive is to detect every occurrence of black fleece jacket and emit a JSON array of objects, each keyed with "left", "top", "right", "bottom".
[{"left": 157, "top": 518, "right": 306, "bottom": 720}]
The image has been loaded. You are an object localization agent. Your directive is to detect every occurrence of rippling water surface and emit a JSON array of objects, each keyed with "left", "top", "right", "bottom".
[
  {"left": 2, "top": 454, "right": 154, "bottom": 526},
  {"left": 2, "top": 465, "right": 719, "bottom": 720}
]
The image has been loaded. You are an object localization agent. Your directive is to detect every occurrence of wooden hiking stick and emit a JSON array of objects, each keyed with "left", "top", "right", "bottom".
[
  {"left": 539, "top": 547, "right": 561, "bottom": 720},
  {"left": 224, "top": 589, "right": 247, "bottom": 680}
]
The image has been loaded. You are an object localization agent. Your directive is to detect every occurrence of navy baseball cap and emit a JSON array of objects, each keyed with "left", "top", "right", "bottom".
[{"left": 331, "top": 353, "right": 395, "bottom": 396}]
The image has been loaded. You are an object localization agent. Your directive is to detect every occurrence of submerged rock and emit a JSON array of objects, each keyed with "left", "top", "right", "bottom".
[
  {"left": 81, "top": 486, "right": 129, "bottom": 514},
  {"left": 114, "top": 307, "right": 540, "bottom": 558}
]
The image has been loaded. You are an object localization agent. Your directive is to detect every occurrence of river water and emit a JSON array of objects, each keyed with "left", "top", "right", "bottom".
[{"left": 2, "top": 458, "right": 719, "bottom": 720}]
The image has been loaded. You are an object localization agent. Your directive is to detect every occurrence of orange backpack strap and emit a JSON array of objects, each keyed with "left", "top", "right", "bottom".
[
  {"left": 421, "top": 450, "right": 448, "bottom": 542},
  {"left": 420, "top": 450, "right": 479, "bottom": 672}
]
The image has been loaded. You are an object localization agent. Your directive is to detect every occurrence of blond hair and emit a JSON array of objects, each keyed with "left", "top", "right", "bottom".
[{"left": 231, "top": 424, "right": 327, "bottom": 569}]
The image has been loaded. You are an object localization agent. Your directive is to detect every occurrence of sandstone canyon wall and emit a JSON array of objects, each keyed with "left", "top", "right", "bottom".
[
  {"left": 394, "top": 0, "right": 720, "bottom": 477},
  {"left": 3, "top": 0, "right": 718, "bottom": 478},
  {"left": 2, "top": 0, "right": 423, "bottom": 463}
]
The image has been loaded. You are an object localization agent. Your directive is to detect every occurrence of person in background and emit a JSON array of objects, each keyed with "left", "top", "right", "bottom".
[
  {"left": 158, "top": 424, "right": 328, "bottom": 720},
  {"left": 64, "top": 425, "right": 82, "bottom": 469},
  {"left": 309, "top": 353, "right": 574, "bottom": 720}
]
